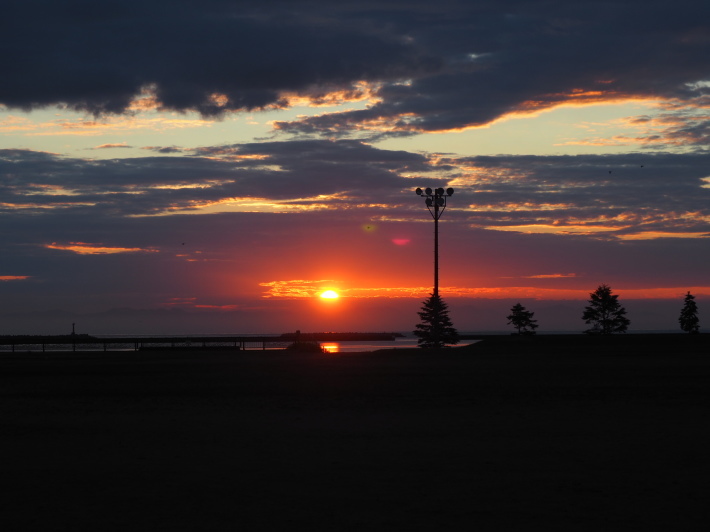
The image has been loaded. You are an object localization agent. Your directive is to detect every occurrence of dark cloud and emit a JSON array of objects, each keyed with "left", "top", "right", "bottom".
[
  {"left": 0, "top": 141, "right": 442, "bottom": 215},
  {"left": 3, "top": 146, "right": 710, "bottom": 236},
  {"left": 142, "top": 146, "right": 187, "bottom": 154},
  {"left": 624, "top": 111, "right": 710, "bottom": 149},
  {"left": 2, "top": 0, "right": 708, "bottom": 133},
  {"left": 93, "top": 143, "right": 132, "bottom": 149},
  {"left": 0, "top": 0, "right": 435, "bottom": 116},
  {"left": 273, "top": 1, "right": 710, "bottom": 136},
  {"left": 444, "top": 152, "right": 710, "bottom": 235}
]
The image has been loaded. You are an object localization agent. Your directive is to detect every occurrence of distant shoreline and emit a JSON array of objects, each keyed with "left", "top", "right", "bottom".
[{"left": 1, "top": 332, "right": 708, "bottom": 357}]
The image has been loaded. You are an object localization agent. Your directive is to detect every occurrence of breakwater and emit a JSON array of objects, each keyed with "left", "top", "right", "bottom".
[{"left": 0, "top": 332, "right": 404, "bottom": 352}]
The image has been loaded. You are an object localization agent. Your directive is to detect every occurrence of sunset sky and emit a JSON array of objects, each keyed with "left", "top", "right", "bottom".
[{"left": 2, "top": 0, "right": 710, "bottom": 334}]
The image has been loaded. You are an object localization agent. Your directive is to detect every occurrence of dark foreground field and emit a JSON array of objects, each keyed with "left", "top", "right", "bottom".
[{"left": 2, "top": 335, "right": 710, "bottom": 530}]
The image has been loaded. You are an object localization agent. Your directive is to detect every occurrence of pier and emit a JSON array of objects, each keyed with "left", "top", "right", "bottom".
[{"left": 0, "top": 332, "right": 402, "bottom": 353}]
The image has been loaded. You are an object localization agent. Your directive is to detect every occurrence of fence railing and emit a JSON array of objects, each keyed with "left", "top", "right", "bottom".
[{"left": 0, "top": 335, "right": 287, "bottom": 352}]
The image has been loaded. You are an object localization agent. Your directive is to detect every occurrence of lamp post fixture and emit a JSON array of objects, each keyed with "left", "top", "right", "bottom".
[{"left": 415, "top": 187, "right": 454, "bottom": 297}]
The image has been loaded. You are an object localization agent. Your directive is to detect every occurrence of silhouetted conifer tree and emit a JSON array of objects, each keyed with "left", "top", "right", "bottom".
[
  {"left": 507, "top": 303, "right": 538, "bottom": 335},
  {"left": 414, "top": 293, "right": 459, "bottom": 348},
  {"left": 679, "top": 291, "right": 700, "bottom": 334},
  {"left": 582, "top": 284, "right": 630, "bottom": 335}
]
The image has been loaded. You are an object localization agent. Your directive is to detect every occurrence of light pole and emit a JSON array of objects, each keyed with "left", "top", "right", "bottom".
[{"left": 415, "top": 187, "right": 454, "bottom": 297}]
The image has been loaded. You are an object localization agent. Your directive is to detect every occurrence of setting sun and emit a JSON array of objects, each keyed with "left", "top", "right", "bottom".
[{"left": 320, "top": 290, "right": 339, "bottom": 299}]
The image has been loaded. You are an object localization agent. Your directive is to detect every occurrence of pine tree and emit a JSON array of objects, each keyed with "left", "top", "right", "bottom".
[
  {"left": 507, "top": 303, "right": 539, "bottom": 335},
  {"left": 679, "top": 291, "right": 700, "bottom": 334},
  {"left": 581, "top": 284, "right": 630, "bottom": 335},
  {"left": 413, "top": 293, "right": 459, "bottom": 348}
]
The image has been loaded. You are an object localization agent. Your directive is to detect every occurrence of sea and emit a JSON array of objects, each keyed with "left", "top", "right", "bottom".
[
  {"left": 1, "top": 330, "right": 683, "bottom": 353},
  {"left": 0, "top": 334, "right": 474, "bottom": 353},
  {"left": 1, "top": 330, "right": 688, "bottom": 353},
  {"left": 318, "top": 329, "right": 682, "bottom": 352},
  {"left": 319, "top": 337, "right": 474, "bottom": 353}
]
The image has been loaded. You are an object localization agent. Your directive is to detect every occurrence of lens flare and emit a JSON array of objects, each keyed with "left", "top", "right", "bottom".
[{"left": 320, "top": 290, "right": 339, "bottom": 299}]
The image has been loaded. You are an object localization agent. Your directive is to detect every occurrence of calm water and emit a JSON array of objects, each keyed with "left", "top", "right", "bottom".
[
  {"left": 0, "top": 336, "right": 474, "bottom": 353},
  {"left": 319, "top": 338, "right": 474, "bottom": 353}
]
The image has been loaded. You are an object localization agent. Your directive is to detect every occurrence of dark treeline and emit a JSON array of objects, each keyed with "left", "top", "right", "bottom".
[
  {"left": 505, "top": 286, "right": 701, "bottom": 337},
  {"left": 465, "top": 333, "right": 710, "bottom": 357}
]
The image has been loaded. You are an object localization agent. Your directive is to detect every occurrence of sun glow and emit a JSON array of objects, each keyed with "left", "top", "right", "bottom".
[{"left": 320, "top": 290, "right": 339, "bottom": 299}]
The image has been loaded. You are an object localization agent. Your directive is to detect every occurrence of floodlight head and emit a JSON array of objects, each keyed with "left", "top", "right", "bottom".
[
  {"left": 425, "top": 187, "right": 433, "bottom": 196},
  {"left": 436, "top": 187, "right": 445, "bottom": 196},
  {"left": 437, "top": 197, "right": 445, "bottom": 206},
  {"left": 425, "top": 197, "right": 433, "bottom": 206},
  {"left": 447, "top": 187, "right": 454, "bottom": 196},
  {"left": 415, "top": 187, "right": 423, "bottom": 195}
]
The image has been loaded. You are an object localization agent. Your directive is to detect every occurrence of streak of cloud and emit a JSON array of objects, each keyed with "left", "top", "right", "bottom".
[
  {"left": 44, "top": 242, "right": 159, "bottom": 255},
  {"left": 3, "top": 147, "right": 710, "bottom": 238},
  {"left": 93, "top": 143, "right": 132, "bottom": 150}
]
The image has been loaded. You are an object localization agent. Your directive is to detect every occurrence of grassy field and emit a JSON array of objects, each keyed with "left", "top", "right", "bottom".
[{"left": 2, "top": 335, "right": 709, "bottom": 530}]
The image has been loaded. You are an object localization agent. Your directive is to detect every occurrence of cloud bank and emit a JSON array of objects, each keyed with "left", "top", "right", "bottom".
[{"left": 3, "top": 1, "right": 708, "bottom": 138}]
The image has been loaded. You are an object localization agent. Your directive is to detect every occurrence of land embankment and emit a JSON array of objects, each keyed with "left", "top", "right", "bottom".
[
  {"left": 0, "top": 331, "right": 404, "bottom": 352},
  {"left": 2, "top": 334, "right": 709, "bottom": 530}
]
